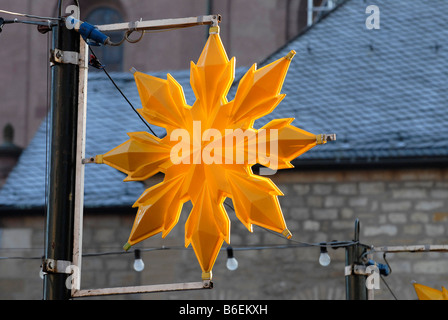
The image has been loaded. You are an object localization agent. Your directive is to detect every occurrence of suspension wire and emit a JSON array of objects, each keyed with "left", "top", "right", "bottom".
[
  {"left": 223, "top": 201, "right": 357, "bottom": 249},
  {"left": 381, "top": 275, "right": 398, "bottom": 300},
  {"left": 0, "top": 239, "right": 357, "bottom": 260}
]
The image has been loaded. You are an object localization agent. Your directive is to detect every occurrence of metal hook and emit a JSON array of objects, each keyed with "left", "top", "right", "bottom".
[{"left": 382, "top": 252, "right": 392, "bottom": 275}]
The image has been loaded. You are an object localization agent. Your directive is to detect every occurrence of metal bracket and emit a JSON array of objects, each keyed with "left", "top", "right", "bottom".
[
  {"left": 51, "top": 48, "right": 80, "bottom": 65},
  {"left": 42, "top": 258, "right": 73, "bottom": 274},
  {"left": 96, "top": 14, "right": 221, "bottom": 33},
  {"left": 317, "top": 133, "right": 336, "bottom": 144},
  {"left": 202, "top": 280, "right": 213, "bottom": 289},
  {"left": 82, "top": 156, "right": 96, "bottom": 164}
]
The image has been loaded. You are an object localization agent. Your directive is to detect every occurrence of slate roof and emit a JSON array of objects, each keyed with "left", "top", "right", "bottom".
[
  {"left": 257, "top": 0, "right": 448, "bottom": 163},
  {"left": 1, "top": 0, "right": 448, "bottom": 210}
]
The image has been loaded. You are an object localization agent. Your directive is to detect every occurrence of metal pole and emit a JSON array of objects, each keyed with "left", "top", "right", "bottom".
[
  {"left": 43, "top": 2, "right": 80, "bottom": 300},
  {"left": 345, "top": 219, "right": 368, "bottom": 300}
]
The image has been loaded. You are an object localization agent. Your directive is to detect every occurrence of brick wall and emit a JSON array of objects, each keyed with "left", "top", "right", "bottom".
[{"left": 0, "top": 167, "right": 447, "bottom": 300}]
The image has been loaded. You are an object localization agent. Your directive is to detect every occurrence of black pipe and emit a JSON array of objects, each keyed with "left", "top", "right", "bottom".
[
  {"left": 43, "top": 0, "right": 80, "bottom": 299},
  {"left": 345, "top": 219, "right": 368, "bottom": 300}
]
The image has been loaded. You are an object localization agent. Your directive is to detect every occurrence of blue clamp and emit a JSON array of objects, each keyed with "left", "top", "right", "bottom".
[
  {"left": 367, "top": 259, "right": 390, "bottom": 276},
  {"left": 66, "top": 16, "right": 109, "bottom": 46}
]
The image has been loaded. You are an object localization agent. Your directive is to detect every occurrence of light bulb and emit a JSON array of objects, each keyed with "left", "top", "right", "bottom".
[
  {"left": 226, "top": 246, "right": 238, "bottom": 271},
  {"left": 319, "top": 245, "right": 331, "bottom": 267},
  {"left": 133, "top": 249, "right": 145, "bottom": 272}
]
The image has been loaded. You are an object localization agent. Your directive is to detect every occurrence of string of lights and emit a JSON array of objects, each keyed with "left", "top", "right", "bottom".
[{"left": 0, "top": 238, "right": 359, "bottom": 260}]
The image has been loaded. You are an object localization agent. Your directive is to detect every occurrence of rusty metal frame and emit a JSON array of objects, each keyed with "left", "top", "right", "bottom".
[
  {"left": 373, "top": 244, "right": 448, "bottom": 253},
  {"left": 96, "top": 14, "right": 220, "bottom": 32}
]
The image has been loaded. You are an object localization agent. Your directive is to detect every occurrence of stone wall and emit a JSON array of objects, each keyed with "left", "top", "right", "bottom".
[{"left": 0, "top": 167, "right": 447, "bottom": 300}]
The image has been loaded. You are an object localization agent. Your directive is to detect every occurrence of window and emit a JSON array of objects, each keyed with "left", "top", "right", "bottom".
[{"left": 85, "top": 7, "right": 124, "bottom": 71}]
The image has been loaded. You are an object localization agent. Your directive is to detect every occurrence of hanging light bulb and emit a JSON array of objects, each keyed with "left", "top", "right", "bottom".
[
  {"left": 133, "top": 249, "right": 145, "bottom": 272},
  {"left": 226, "top": 246, "right": 238, "bottom": 271},
  {"left": 319, "top": 244, "right": 331, "bottom": 267}
]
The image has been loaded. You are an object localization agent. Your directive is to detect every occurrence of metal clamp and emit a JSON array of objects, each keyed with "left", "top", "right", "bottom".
[
  {"left": 202, "top": 280, "right": 213, "bottom": 289},
  {"left": 51, "top": 48, "right": 80, "bottom": 65},
  {"left": 317, "top": 133, "right": 336, "bottom": 144},
  {"left": 42, "top": 258, "right": 73, "bottom": 274},
  {"left": 345, "top": 264, "right": 369, "bottom": 276},
  {"left": 82, "top": 155, "right": 102, "bottom": 164}
]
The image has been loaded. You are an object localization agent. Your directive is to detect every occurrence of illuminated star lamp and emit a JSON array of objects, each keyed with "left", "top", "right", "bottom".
[
  {"left": 95, "top": 25, "right": 334, "bottom": 281},
  {"left": 413, "top": 282, "right": 448, "bottom": 300}
]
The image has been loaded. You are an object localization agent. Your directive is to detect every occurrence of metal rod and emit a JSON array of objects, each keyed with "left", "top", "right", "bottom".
[
  {"left": 96, "top": 14, "right": 220, "bottom": 32},
  {"left": 70, "top": 36, "right": 88, "bottom": 293},
  {"left": 72, "top": 281, "right": 210, "bottom": 298},
  {"left": 43, "top": 16, "right": 80, "bottom": 300},
  {"left": 373, "top": 244, "right": 448, "bottom": 253}
]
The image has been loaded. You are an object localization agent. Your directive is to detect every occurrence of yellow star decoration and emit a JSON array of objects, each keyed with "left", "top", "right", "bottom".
[
  {"left": 413, "top": 282, "right": 448, "bottom": 300},
  {"left": 96, "top": 26, "right": 332, "bottom": 280}
]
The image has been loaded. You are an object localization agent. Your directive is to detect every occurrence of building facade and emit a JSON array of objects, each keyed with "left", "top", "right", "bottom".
[{"left": 0, "top": 0, "right": 311, "bottom": 151}]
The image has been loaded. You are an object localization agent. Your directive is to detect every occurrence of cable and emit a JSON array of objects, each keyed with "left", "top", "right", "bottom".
[
  {"left": 0, "top": 9, "right": 60, "bottom": 21},
  {"left": 0, "top": 239, "right": 355, "bottom": 260},
  {"left": 380, "top": 275, "right": 398, "bottom": 300},
  {"left": 88, "top": 47, "right": 159, "bottom": 137},
  {"left": 223, "top": 201, "right": 357, "bottom": 249}
]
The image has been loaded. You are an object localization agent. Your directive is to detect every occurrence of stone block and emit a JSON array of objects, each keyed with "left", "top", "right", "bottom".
[
  {"left": 430, "top": 189, "right": 448, "bottom": 199},
  {"left": 331, "top": 220, "right": 354, "bottom": 230},
  {"left": 307, "top": 196, "right": 323, "bottom": 208},
  {"left": 433, "top": 212, "right": 448, "bottom": 222},
  {"left": 289, "top": 207, "right": 310, "bottom": 220},
  {"left": 312, "top": 184, "right": 333, "bottom": 195},
  {"left": 324, "top": 196, "right": 345, "bottom": 208},
  {"left": 381, "top": 201, "right": 412, "bottom": 212},
  {"left": 415, "top": 201, "right": 444, "bottom": 211},
  {"left": 403, "top": 224, "right": 422, "bottom": 235},
  {"left": 312, "top": 208, "right": 338, "bottom": 220},
  {"left": 392, "top": 189, "right": 427, "bottom": 199},
  {"left": 413, "top": 260, "right": 448, "bottom": 274},
  {"left": 336, "top": 183, "right": 357, "bottom": 195},
  {"left": 341, "top": 208, "right": 354, "bottom": 219},
  {"left": 93, "top": 228, "right": 118, "bottom": 244},
  {"left": 303, "top": 220, "right": 320, "bottom": 231},
  {"left": 293, "top": 184, "right": 310, "bottom": 195},
  {"left": 364, "top": 225, "right": 397, "bottom": 237},
  {"left": 410, "top": 212, "right": 429, "bottom": 223},
  {"left": 388, "top": 213, "right": 407, "bottom": 223},
  {"left": 349, "top": 197, "right": 368, "bottom": 207},
  {"left": 359, "top": 182, "right": 385, "bottom": 195},
  {"left": 0, "top": 228, "right": 32, "bottom": 249},
  {"left": 424, "top": 224, "right": 445, "bottom": 236},
  {"left": 403, "top": 181, "right": 433, "bottom": 188}
]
